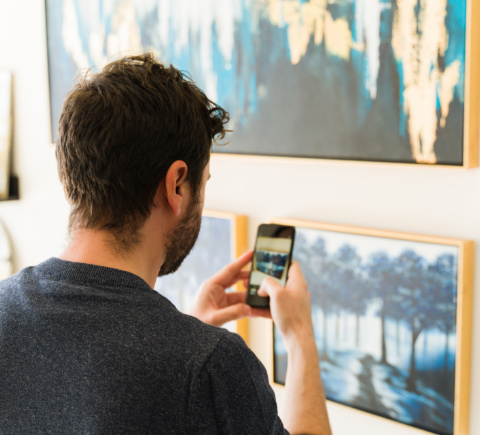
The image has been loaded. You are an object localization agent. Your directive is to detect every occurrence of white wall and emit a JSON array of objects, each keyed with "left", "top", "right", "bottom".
[
  {"left": 1, "top": 2, "right": 479, "bottom": 434},
  {"left": 0, "top": 1, "right": 70, "bottom": 270}
]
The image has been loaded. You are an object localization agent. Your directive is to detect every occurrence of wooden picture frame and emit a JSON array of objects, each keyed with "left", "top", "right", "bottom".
[
  {"left": 0, "top": 71, "right": 12, "bottom": 199},
  {"left": 272, "top": 218, "right": 473, "bottom": 435},
  {"left": 44, "top": 0, "right": 479, "bottom": 167},
  {"left": 154, "top": 210, "right": 248, "bottom": 342}
]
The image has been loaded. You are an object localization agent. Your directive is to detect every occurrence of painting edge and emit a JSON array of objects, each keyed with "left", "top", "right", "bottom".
[
  {"left": 453, "top": 240, "right": 474, "bottom": 435},
  {"left": 463, "top": 0, "right": 480, "bottom": 169}
]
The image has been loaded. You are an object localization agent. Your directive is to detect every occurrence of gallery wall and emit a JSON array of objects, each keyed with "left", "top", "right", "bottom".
[{"left": 0, "top": 1, "right": 479, "bottom": 434}]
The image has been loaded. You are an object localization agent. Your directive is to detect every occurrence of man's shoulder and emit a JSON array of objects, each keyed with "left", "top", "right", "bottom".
[
  {"left": 157, "top": 309, "right": 245, "bottom": 359},
  {"left": 189, "top": 325, "right": 286, "bottom": 434},
  {"left": 201, "top": 328, "right": 264, "bottom": 379},
  {"left": 0, "top": 264, "right": 36, "bottom": 297}
]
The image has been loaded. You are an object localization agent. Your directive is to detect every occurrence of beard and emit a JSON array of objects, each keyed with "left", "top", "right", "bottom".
[{"left": 157, "top": 197, "right": 202, "bottom": 277}]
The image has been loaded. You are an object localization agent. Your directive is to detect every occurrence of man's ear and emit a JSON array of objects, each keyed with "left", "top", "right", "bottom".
[{"left": 162, "top": 160, "right": 188, "bottom": 216}]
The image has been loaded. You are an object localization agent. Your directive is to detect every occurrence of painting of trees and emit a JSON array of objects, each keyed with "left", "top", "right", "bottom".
[{"left": 274, "top": 222, "right": 471, "bottom": 435}]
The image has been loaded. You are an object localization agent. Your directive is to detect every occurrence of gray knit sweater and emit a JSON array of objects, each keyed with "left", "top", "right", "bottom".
[{"left": 0, "top": 258, "right": 287, "bottom": 434}]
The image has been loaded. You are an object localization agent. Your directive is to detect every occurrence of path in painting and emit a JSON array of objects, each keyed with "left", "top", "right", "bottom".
[
  {"left": 318, "top": 346, "right": 455, "bottom": 433},
  {"left": 351, "top": 355, "right": 389, "bottom": 414}
]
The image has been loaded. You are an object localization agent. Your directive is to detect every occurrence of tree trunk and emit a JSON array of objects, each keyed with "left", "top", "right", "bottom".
[
  {"left": 380, "top": 313, "right": 387, "bottom": 364},
  {"left": 320, "top": 308, "right": 330, "bottom": 361},
  {"left": 406, "top": 326, "right": 421, "bottom": 392},
  {"left": 443, "top": 327, "right": 451, "bottom": 372}
]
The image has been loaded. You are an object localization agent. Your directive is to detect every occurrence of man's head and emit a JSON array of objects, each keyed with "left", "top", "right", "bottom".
[{"left": 56, "top": 52, "right": 229, "bottom": 251}]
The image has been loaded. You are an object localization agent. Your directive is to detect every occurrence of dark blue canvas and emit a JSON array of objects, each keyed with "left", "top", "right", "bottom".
[{"left": 45, "top": 0, "right": 469, "bottom": 165}]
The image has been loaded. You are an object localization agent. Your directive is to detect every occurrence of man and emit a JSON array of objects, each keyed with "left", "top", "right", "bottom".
[{"left": 0, "top": 53, "right": 331, "bottom": 434}]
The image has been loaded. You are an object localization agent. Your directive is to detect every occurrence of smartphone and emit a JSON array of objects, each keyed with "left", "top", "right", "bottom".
[{"left": 246, "top": 223, "right": 296, "bottom": 308}]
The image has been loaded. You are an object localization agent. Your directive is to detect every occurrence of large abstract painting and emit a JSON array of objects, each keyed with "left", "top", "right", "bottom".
[
  {"left": 272, "top": 219, "right": 473, "bottom": 435},
  {"left": 45, "top": 0, "right": 479, "bottom": 166},
  {"left": 154, "top": 210, "right": 248, "bottom": 340}
]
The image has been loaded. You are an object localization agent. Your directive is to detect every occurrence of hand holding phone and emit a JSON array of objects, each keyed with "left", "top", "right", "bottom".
[{"left": 246, "top": 223, "right": 296, "bottom": 308}]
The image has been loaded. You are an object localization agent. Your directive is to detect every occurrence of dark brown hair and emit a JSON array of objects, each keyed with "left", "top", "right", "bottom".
[{"left": 56, "top": 53, "right": 229, "bottom": 246}]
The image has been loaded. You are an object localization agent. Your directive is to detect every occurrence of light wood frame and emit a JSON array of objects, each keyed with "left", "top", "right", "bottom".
[
  {"left": 462, "top": 0, "right": 480, "bottom": 169},
  {"left": 272, "top": 218, "right": 473, "bottom": 435}
]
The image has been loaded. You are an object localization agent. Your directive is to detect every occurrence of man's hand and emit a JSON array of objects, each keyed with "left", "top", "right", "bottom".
[
  {"left": 190, "top": 250, "right": 255, "bottom": 327},
  {"left": 258, "top": 261, "right": 332, "bottom": 435},
  {"left": 257, "top": 261, "right": 313, "bottom": 344}
]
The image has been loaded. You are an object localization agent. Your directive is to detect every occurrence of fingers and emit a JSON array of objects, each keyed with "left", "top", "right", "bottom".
[
  {"left": 250, "top": 307, "right": 272, "bottom": 320},
  {"left": 221, "top": 270, "right": 251, "bottom": 289},
  {"left": 210, "top": 303, "right": 251, "bottom": 327},
  {"left": 227, "top": 291, "right": 271, "bottom": 319},
  {"left": 257, "top": 262, "right": 305, "bottom": 298},
  {"left": 257, "top": 277, "right": 282, "bottom": 297},
  {"left": 226, "top": 290, "right": 247, "bottom": 305},
  {"left": 207, "top": 250, "right": 253, "bottom": 288},
  {"left": 285, "top": 261, "right": 305, "bottom": 285}
]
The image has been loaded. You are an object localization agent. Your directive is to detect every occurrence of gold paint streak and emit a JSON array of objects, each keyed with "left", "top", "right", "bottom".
[
  {"left": 324, "top": 15, "right": 351, "bottom": 60},
  {"left": 392, "top": 0, "right": 458, "bottom": 164},
  {"left": 260, "top": 0, "right": 356, "bottom": 65},
  {"left": 439, "top": 61, "right": 460, "bottom": 128}
]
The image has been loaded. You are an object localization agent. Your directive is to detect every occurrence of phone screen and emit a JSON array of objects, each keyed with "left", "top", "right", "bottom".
[{"left": 246, "top": 224, "right": 295, "bottom": 308}]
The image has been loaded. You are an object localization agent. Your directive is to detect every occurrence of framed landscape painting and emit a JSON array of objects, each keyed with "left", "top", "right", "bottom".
[
  {"left": 154, "top": 210, "right": 248, "bottom": 341},
  {"left": 272, "top": 219, "right": 473, "bottom": 435},
  {"left": 45, "top": 0, "right": 479, "bottom": 167}
]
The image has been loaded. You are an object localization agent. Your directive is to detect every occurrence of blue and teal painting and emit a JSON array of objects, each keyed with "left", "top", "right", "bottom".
[
  {"left": 45, "top": 0, "right": 467, "bottom": 164},
  {"left": 274, "top": 226, "right": 460, "bottom": 435}
]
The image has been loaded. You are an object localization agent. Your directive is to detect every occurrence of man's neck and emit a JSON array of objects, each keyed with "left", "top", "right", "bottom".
[{"left": 59, "top": 228, "right": 162, "bottom": 288}]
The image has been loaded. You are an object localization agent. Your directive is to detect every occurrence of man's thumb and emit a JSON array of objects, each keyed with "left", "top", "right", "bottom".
[{"left": 257, "top": 277, "right": 280, "bottom": 297}]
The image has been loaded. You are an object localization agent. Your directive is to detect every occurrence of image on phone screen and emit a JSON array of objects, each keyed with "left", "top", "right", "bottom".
[{"left": 247, "top": 224, "right": 295, "bottom": 308}]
